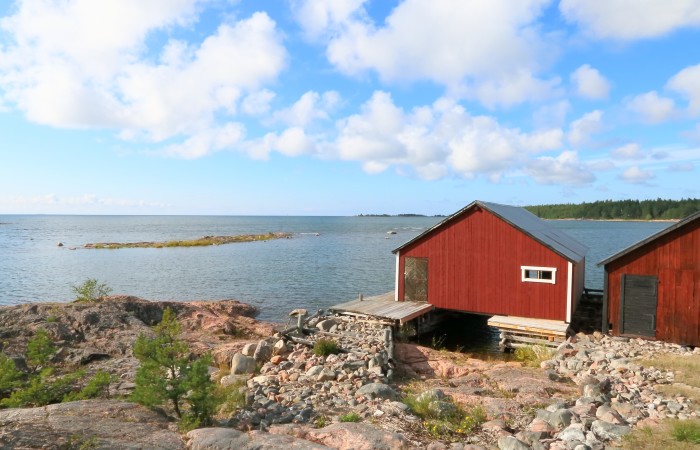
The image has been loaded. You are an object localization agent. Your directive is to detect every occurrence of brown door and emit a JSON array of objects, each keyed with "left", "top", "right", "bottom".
[
  {"left": 404, "top": 257, "right": 428, "bottom": 302},
  {"left": 620, "top": 274, "right": 658, "bottom": 337}
]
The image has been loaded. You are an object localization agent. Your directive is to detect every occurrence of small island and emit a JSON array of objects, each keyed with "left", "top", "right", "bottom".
[{"left": 84, "top": 232, "right": 291, "bottom": 249}]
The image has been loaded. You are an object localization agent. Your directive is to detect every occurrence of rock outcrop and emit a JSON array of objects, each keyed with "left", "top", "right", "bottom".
[{"left": 0, "top": 400, "right": 185, "bottom": 449}]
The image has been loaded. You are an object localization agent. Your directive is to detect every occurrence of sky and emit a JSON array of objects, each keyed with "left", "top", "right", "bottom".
[{"left": 1, "top": 0, "right": 699, "bottom": 215}]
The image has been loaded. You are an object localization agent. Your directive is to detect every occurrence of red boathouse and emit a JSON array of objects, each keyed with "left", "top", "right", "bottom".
[
  {"left": 392, "top": 201, "right": 588, "bottom": 323},
  {"left": 599, "top": 210, "right": 700, "bottom": 346}
]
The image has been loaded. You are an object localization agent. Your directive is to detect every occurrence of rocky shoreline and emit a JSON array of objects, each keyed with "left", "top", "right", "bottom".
[{"left": 0, "top": 297, "right": 698, "bottom": 449}]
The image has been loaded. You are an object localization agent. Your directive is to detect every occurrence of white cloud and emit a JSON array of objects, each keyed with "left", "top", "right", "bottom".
[
  {"left": 567, "top": 110, "right": 603, "bottom": 147},
  {"left": 667, "top": 64, "right": 700, "bottom": 115},
  {"left": 469, "top": 70, "right": 562, "bottom": 109},
  {"left": 533, "top": 101, "right": 571, "bottom": 128},
  {"left": 525, "top": 151, "right": 595, "bottom": 185},
  {"left": 560, "top": 0, "right": 700, "bottom": 40},
  {"left": 626, "top": 91, "right": 676, "bottom": 123},
  {"left": 610, "top": 143, "right": 645, "bottom": 160},
  {"left": 0, "top": 0, "right": 201, "bottom": 80},
  {"left": 242, "top": 90, "right": 276, "bottom": 116},
  {"left": 117, "top": 14, "right": 286, "bottom": 141},
  {"left": 273, "top": 90, "right": 340, "bottom": 127},
  {"left": 0, "top": 3, "right": 287, "bottom": 155},
  {"left": 570, "top": 64, "right": 610, "bottom": 99},
  {"left": 300, "top": 0, "right": 553, "bottom": 99},
  {"left": 161, "top": 123, "right": 246, "bottom": 159},
  {"left": 243, "top": 127, "right": 316, "bottom": 159},
  {"left": 291, "top": 0, "right": 367, "bottom": 40},
  {"left": 620, "top": 166, "right": 654, "bottom": 183},
  {"left": 329, "top": 91, "right": 564, "bottom": 181}
]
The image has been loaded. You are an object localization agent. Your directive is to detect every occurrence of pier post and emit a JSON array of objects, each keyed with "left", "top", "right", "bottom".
[{"left": 297, "top": 312, "right": 307, "bottom": 335}]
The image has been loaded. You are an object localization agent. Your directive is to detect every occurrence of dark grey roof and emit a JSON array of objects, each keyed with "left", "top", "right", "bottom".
[
  {"left": 598, "top": 209, "right": 700, "bottom": 266},
  {"left": 393, "top": 200, "right": 588, "bottom": 262}
]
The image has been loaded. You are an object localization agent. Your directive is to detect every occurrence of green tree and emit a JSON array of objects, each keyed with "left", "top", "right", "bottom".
[
  {"left": 26, "top": 329, "right": 55, "bottom": 373},
  {"left": 72, "top": 278, "right": 112, "bottom": 303},
  {"left": 0, "top": 354, "right": 23, "bottom": 396},
  {"left": 131, "top": 307, "right": 217, "bottom": 426}
]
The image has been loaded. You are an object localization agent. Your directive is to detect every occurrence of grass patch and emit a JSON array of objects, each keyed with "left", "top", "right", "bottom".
[
  {"left": 313, "top": 339, "right": 340, "bottom": 357},
  {"left": 217, "top": 380, "right": 247, "bottom": 416},
  {"left": 313, "top": 415, "right": 329, "bottom": 428},
  {"left": 513, "top": 344, "right": 555, "bottom": 367},
  {"left": 672, "top": 420, "right": 700, "bottom": 444},
  {"left": 623, "top": 420, "right": 700, "bottom": 450},
  {"left": 639, "top": 353, "right": 700, "bottom": 403},
  {"left": 403, "top": 391, "right": 486, "bottom": 441},
  {"left": 339, "top": 412, "right": 361, "bottom": 423}
]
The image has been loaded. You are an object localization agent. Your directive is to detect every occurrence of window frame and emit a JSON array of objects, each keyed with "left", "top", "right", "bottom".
[{"left": 521, "top": 266, "right": 557, "bottom": 284}]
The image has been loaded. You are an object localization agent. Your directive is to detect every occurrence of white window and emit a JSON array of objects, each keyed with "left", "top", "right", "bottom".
[{"left": 521, "top": 266, "right": 557, "bottom": 284}]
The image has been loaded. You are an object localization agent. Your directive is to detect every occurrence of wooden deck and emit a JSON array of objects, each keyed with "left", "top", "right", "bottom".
[
  {"left": 330, "top": 292, "right": 434, "bottom": 325},
  {"left": 488, "top": 315, "right": 570, "bottom": 350}
]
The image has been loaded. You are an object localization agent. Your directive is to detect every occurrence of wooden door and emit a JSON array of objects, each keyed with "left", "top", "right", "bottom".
[
  {"left": 620, "top": 274, "right": 658, "bottom": 337},
  {"left": 404, "top": 257, "right": 428, "bottom": 302}
]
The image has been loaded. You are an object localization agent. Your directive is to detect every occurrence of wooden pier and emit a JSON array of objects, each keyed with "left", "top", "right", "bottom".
[
  {"left": 487, "top": 315, "right": 570, "bottom": 351},
  {"left": 330, "top": 292, "right": 434, "bottom": 325}
]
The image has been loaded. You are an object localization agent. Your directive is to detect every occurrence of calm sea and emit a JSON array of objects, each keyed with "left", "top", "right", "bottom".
[{"left": 0, "top": 215, "right": 668, "bottom": 323}]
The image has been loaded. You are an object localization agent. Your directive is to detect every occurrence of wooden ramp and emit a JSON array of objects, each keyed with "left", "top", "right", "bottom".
[
  {"left": 488, "top": 315, "right": 570, "bottom": 351},
  {"left": 330, "top": 292, "right": 434, "bottom": 325}
]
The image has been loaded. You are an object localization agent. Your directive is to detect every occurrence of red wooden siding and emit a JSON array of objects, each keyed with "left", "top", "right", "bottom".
[
  {"left": 397, "top": 206, "right": 573, "bottom": 321},
  {"left": 605, "top": 219, "right": 700, "bottom": 346}
]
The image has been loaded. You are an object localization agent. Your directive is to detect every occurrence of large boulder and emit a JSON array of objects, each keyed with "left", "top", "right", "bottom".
[
  {"left": 231, "top": 353, "right": 257, "bottom": 374},
  {"left": 0, "top": 400, "right": 185, "bottom": 449},
  {"left": 253, "top": 340, "right": 273, "bottom": 363}
]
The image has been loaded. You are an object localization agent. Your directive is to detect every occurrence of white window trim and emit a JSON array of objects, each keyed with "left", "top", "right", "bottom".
[{"left": 521, "top": 266, "right": 557, "bottom": 284}]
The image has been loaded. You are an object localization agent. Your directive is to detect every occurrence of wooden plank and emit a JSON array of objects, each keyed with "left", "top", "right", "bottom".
[
  {"left": 488, "top": 315, "right": 569, "bottom": 334},
  {"left": 501, "top": 334, "right": 563, "bottom": 345},
  {"left": 330, "top": 291, "right": 434, "bottom": 323}
]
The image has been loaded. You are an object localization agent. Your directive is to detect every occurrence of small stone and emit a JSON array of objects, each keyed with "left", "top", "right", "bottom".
[
  {"left": 482, "top": 418, "right": 507, "bottom": 432},
  {"left": 305, "top": 365, "right": 324, "bottom": 377},
  {"left": 557, "top": 424, "right": 586, "bottom": 443},
  {"left": 317, "top": 369, "right": 337, "bottom": 382},
  {"left": 429, "top": 401, "right": 457, "bottom": 418},
  {"left": 316, "top": 319, "right": 338, "bottom": 332},
  {"left": 497, "top": 435, "right": 530, "bottom": 450},
  {"left": 356, "top": 383, "right": 398, "bottom": 401}
]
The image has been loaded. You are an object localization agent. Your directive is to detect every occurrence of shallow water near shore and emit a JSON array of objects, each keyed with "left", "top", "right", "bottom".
[{"left": 0, "top": 215, "right": 668, "bottom": 348}]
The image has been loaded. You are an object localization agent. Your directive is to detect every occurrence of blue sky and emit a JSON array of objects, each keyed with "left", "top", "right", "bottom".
[{"left": 1, "top": 0, "right": 699, "bottom": 215}]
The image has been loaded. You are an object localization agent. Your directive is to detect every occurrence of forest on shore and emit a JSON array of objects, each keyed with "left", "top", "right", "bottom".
[{"left": 526, "top": 198, "right": 700, "bottom": 220}]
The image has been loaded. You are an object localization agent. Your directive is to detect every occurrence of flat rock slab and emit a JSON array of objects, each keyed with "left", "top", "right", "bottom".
[
  {"left": 0, "top": 400, "right": 185, "bottom": 449},
  {"left": 187, "top": 428, "right": 333, "bottom": 450},
  {"left": 306, "top": 422, "right": 411, "bottom": 450}
]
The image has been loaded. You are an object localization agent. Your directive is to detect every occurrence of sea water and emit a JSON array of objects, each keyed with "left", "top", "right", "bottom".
[{"left": 0, "top": 215, "right": 668, "bottom": 324}]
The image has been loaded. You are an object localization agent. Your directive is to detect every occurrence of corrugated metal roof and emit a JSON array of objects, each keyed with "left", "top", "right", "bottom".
[
  {"left": 393, "top": 200, "right": 588, "bottom": 262},
  {"left": 598, "top": 209, "right": 700, "bottom": 266}
]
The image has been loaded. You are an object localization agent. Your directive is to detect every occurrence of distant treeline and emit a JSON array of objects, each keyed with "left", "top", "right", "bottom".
[{"left": 526, "top": 199, "right": 700, "bottom": 220}]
